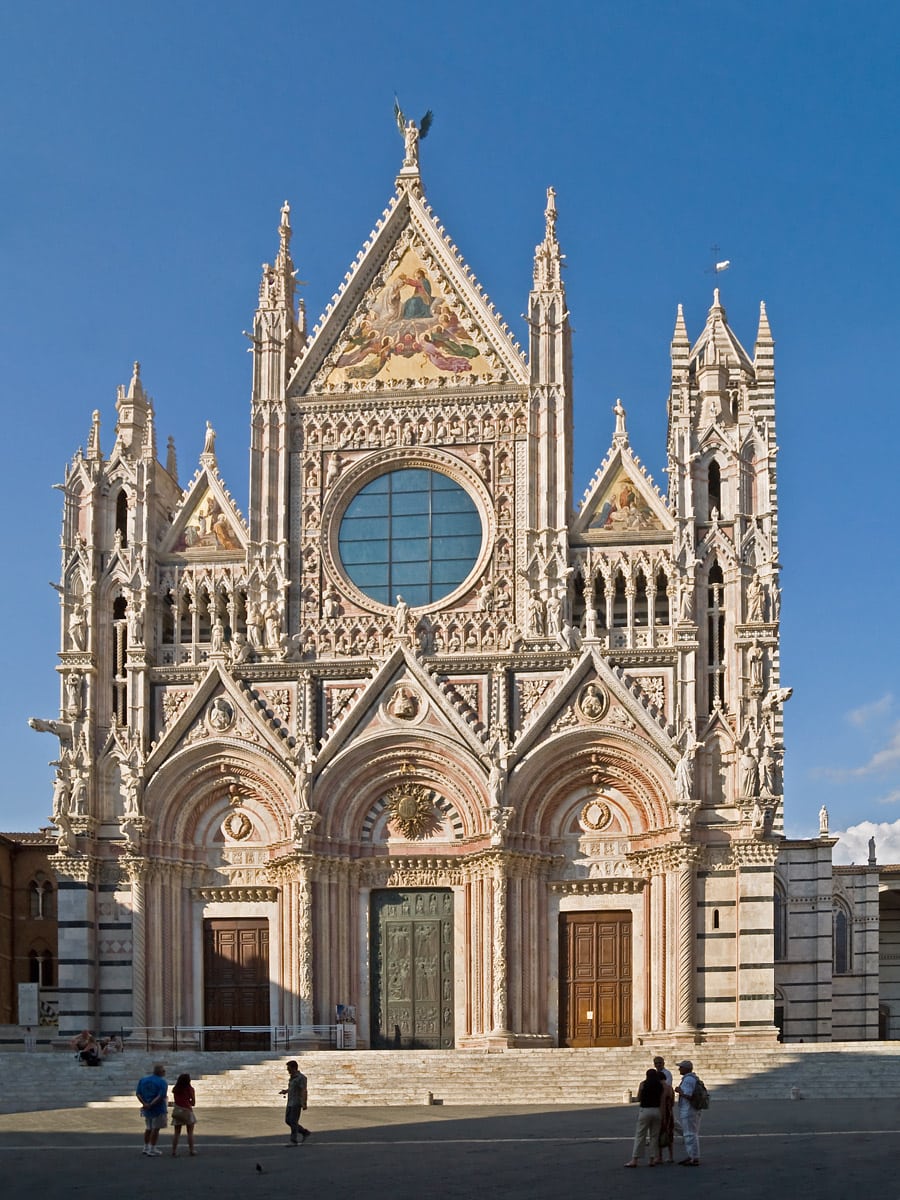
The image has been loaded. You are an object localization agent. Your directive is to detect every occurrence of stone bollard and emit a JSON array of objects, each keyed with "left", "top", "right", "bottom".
[
  {"left": 623, "top": 1088, "right": 633, "bottom": 1104},
  {"left": 789, "top": 1086, "right": 801, "bottom": 1100}
]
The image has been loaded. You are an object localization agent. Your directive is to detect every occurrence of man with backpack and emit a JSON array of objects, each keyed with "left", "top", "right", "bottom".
[{"left": 675, "top": 1059, "right": 703, "bottom": 1166}]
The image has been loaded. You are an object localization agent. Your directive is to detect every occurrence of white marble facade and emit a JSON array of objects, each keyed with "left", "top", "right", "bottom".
[{"left": 33, "top": 131, "right": 893, "bottom": 1047}]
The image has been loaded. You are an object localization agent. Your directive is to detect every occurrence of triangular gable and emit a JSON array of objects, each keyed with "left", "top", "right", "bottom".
[
  {"left": 290, "top": 187, "right": 527, "bottom": 396},
  {"left": 146, "top": 663, "right": 287, "bottom": 772},
  {"left": 316, "top": 644, "right": 489, "bottom": 772},
  {"left": 689, "top": 295, "right": 753, "bottom": 371},
  {"left": 511, "top": 649, "right": 677, "bottom": 764},
  {"left": 159, "top": 466, "right": 247, "bottom": 557},
  {"left": 574, "top": 444, "right": 671, "bottom": 540}
]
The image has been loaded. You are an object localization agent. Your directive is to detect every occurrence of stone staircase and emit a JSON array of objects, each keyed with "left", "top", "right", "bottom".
[{"left": 1, "top": 1041, "right": 899, "bottom": 1113}]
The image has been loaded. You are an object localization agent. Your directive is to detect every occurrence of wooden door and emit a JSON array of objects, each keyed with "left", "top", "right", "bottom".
[
  {"left": 203, "top": 919, "right": 270, "bottom": 1049},
  {"left": 559, "top": 911, "right": 632, "bottom": 1046},
  {"left": 370, "top": 890, "right": 454, "bottom": 1049}
]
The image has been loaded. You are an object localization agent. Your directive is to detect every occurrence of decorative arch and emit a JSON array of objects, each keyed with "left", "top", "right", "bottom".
[
  {"left": 144, "top": 740, "right": 295, "bottom": 848},
  {"left": 513, "top": 729, "right": 673, "bottom": 839},
  {"left": 316, "top": 731, "right": 487, "bottom": 843}
]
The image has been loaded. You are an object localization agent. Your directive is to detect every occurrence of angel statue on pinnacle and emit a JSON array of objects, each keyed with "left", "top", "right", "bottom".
[{"left": 394, "top": 96, "right": 433, "bottom": 170}]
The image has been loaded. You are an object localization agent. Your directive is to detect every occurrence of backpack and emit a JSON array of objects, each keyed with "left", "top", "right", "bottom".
[{"left": 690, "top": 1077, "right": 710, "bottom": 1110}]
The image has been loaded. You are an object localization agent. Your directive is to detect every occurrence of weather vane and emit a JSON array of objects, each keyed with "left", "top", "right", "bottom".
[
  {"left": 705, "top": 244, "right": 731, "bottom": 278},
  {"left": 394, "top": 96, "right": 433, "bottom": 172}
]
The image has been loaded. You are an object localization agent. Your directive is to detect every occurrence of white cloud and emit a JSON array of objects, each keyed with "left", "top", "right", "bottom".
[
  {"left": 846, "top": 693, "right": 894, "bottom": 728},
  {"left": 831, "top": 819, "right": 900, "bottom": 865},
  {"left": 877, "top": 788, "right": 900, "bottom": 806}
]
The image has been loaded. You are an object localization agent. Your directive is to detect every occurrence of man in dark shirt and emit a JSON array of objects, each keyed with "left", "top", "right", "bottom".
[{"left": 280, "top": 1060, "right": 311, "bottom": 1145}]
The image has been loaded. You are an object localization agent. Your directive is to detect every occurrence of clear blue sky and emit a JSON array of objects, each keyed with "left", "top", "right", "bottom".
[{"left": 2, "top": 1, "right": 899, "bottom": 861}]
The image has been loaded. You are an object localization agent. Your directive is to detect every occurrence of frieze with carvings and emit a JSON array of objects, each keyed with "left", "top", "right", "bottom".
[
  {"left": 193, "top": 887, "right": 279, "bottom": 903},
  {"left": 550, "top": 878, "right": 646, "bottom": 895},
  {"left": 162, "top": 689, "right": 191, "bottom": 728}
]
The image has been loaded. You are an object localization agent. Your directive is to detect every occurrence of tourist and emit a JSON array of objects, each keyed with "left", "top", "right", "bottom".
[
  {"left": 675, "top": 1059, "right": 701, "bottom": 1165},
  {"left": 279, "top": 1060, "right": 311, "bottom": 1145},
  {"left": 654, "top": 1059, "right": 675, "bottom": 1163},
  {"left": 624, "top": 1068, "right": 664, "bottom": 1167},
  {"left": 171, "top": 1072, "right": 197, "bottom": 1157},
  {"left": 136, "top": 1063, "right": 168, "bottom": 1156}
]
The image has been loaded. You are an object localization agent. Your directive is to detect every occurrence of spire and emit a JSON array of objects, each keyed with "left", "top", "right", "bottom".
[
  {"left": 754, "top": 300, "right": 775, "bottom": 382},
  {"left": 142, "top": 402, "right": 157, "bottom": 460},
  {"left": 166, "top": 435, "right": 178, "bottom": 483},
  {"left": 533, "top": 186, "right": 563, "bottom": 289},
  {"left": 257, "top": 201, "right": 296, "bottom": 316},
  {"left": 114, "top": 361, "right": 151, "bottom": 456},
  {"left": 672, "top": 303, "right": 690, "bottom": 349},
  {"left": 86, "top": 409, "right": 102, "bottom": 462}
]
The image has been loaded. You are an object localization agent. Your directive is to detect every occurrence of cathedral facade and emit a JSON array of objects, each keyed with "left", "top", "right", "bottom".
[{"left": 33, "top": 133, "right": 891, "bottom": 1049}]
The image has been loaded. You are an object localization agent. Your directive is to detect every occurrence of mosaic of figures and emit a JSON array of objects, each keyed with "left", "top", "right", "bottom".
[
  {"left": 590, "top": 469, "right": 664, "bottom": 533},
  {"left": 172, "top": 487, "right": 243, "bottom": 553},
  {"left": 321, "top": 247, "right": 495, "bottom": 387}
]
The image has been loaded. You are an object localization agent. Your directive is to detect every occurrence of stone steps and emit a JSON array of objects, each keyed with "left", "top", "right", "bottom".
[{"left": 1, "top": 1043, "right": 898, "bottom": 1112}]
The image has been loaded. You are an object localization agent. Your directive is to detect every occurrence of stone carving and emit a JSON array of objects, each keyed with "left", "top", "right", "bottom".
[
  {"left": 740, "top": 744, "right": 759, "bottom": 798},
  {"left": 393, "top": 595, "right": 410, "bottom": 637},
  {"left": 68, "top": 603, "right": 87, "bottom": 650},
  {"left": 675, "top": 740, "right": 700, "bottom": 805},
  {"left": 748, "top": 642, "right": 764, "bottom": 693},
  {"left": 580, "top": 799, "right": 612, "bottom": 832},
  {"left": 758, "top": 745, "right": 776, "bottom": 798},
  {"left": 747, "top": 572, "right": 765, "bottom": 622},
  {"left": 162, "top": 689, "right": 190, "bottom": 728},
  {"left": 264, "top": 603, "right": 282, "bottom": 649},
  {"left": 65, "top": 672, "right": 83, "bottom": 717},
  {"left": 819, "top": 805, "right": 829, "bottom": 835},
  {"left": 387, "top": 685, "right": 420, "bottom": 721},
  {"left": 207, "top": 697, "right": 234, "bottom": 733},
  {"left": 577, "top": 682, "right": 608, "bottom": 723},
  {"left": 385, "top": 780, "right": 435, "bottom": 839},
  {"left": 223, "top": 811, "right": 253, "bottom": 841}
]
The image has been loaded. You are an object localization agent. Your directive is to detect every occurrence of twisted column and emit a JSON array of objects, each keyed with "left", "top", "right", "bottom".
[
  {"left": 297, "top": 868, "right": 314, "bottom": 1027},
  {"left": 676, "top": 859, "right": 696, "bottom": 1030},
  {"left": 491, "top": 866, "right": 508, "bottom": 1033}
]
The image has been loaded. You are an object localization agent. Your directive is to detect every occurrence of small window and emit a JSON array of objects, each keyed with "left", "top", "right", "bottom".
[
  {"left": 712, "top": 909, "right": 720, "bottom": 930},
  {"left": 115, "top": 490, "right": 129, "bottom": 545},
  {"left": 834, "top": 904, "right": 852, "bottom": 975},
  {"left": 708, "top": 460, "right": 722, "bottom": 519}
]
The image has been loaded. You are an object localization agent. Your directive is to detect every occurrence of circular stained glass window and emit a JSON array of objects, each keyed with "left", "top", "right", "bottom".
[{"left": 338, "top": 468, "right": 483, "bottom": 607}]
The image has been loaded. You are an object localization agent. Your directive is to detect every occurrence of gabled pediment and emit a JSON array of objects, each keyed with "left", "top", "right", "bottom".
[
  {"left": 511, "top": 649, "right": 677, "bottom": 764},
  {"left": 289, "top": 187, "right": 527, "bottom": 397},
  {"left": 574, "top": 442, "right": 671, "bottom": 542},
  {"left": 146, "top": 664, "right": 289, "bottom": 771},
  {"left": 158, "top": 465, "right": 247, "bottom": 558},
  {"left": 315, "top": 644, "right": 490, "bottom": 773}
]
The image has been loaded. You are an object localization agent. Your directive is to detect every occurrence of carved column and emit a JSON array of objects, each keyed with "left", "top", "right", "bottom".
[
  {"left": 675, "top": 851, "right": 698, "bottom": 1031},
  {"left": 124, "top": 857, "right": 148, "bottom": 1031},
  {"left": 297, "top": 865, "right": 314, "bottom": 1026},
  {"left": 491, "top": 862, "right": 508, "bottom": 1034}
]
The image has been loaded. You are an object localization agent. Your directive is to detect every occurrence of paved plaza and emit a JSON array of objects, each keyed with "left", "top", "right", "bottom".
[{"left": 0, "top": 1100, "right": 896, "bottom": 1200}]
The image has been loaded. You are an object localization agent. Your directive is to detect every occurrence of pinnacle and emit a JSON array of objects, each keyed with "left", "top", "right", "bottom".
[{"left": 672, "top": 303, "right": 689, "bottom": 345}]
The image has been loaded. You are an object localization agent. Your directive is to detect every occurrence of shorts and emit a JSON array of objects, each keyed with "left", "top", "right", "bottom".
[
  {"left": 171, "top": 1105, "right": 196, "bottom": 1126},
  {"left": 143, "top": 1112, "right": 168, "bottom": 1131}
]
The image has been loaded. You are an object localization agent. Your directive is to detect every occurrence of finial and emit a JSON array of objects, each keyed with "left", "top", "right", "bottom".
[
  {"left": 672, "top": 303, "right": 689, "bottom": 345},
  {"left": 200, "top": 421, "right": 217, "bottom": 466},
  {"left": 613, "top": 398, "right": 628, "bottom": 444},
  {"left": 127, "top": 360, "right": 145, "bottom": 400},
  {"left": 279, "top": 200, "right": 291, "bottom": 251},
  {"left": 545, "top": 186, "right": 558, "bottom": 242},
  {"left": 87, "top": 410, "right": 102, "bottom": 461},
  {"left": 756, "top": 300, "right": 773, "bottom": 343},
  {"left": 166, "top": 435, "right": 178, "bottom": 482},
  {"left": 712, "top": 287, "right": 720, "bottom": 307},
  {"left": 394, "top": 97, "right": 433, "bottom": 175}
]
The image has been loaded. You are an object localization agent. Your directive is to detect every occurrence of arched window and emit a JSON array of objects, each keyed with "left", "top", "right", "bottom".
[
  {"left": 161, "top": 589, "right": 175, "bottom": 645},
  {"left": 834, "top": 903, "right": 852, "bottom": 975},
  {"left": 28, "top": 948, "right": 54, "bottom": 987},
  {"left": 115, "top": 490, "right": 129, "bottom": 545},
  {"left": 708, "top": 459, "right": 722, "bottom": 519},
  {"left": 712, "top": 909, "right": 720, "bottom": 930},
  {"left": 612, "top": 571, "right": 628, "bottom": 628},
  {"left": 633, "top": 570, "right": 649, "bottom": 626},
  {"left": 29, "top": 879, "right": 53, "bottom": 919},
  {"left": 654, "top": 570, "right": 670, "bottom": 626},
  {"left": 706, "top": 560, "right": 726, "bottom": 712},
  {"left": 774, "top": 881, "right": 787, "bottom": 961},
  {"left": 112, "top": 595, "right": 128, "bottom": 725}
]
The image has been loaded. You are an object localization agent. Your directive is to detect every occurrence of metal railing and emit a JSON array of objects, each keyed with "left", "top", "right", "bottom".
[{"left": 113, "top": 1025, "right": 340, "bottom": 1052}]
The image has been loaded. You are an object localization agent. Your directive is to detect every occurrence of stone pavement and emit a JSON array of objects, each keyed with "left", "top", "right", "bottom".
[{"left": 0, "top": 1101, "right": 896, "bottom": 1200}]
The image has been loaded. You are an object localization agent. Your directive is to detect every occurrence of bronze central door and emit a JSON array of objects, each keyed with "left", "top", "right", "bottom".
[
  {"left": 203, "top": 918, "right": 270, "bottom": 1050},
  {"left": 370, "top": 889, "right": 454, "bottom": 1049},
  {"left": 559, "top": 911, "right": 632, "bottom": 1046}
]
